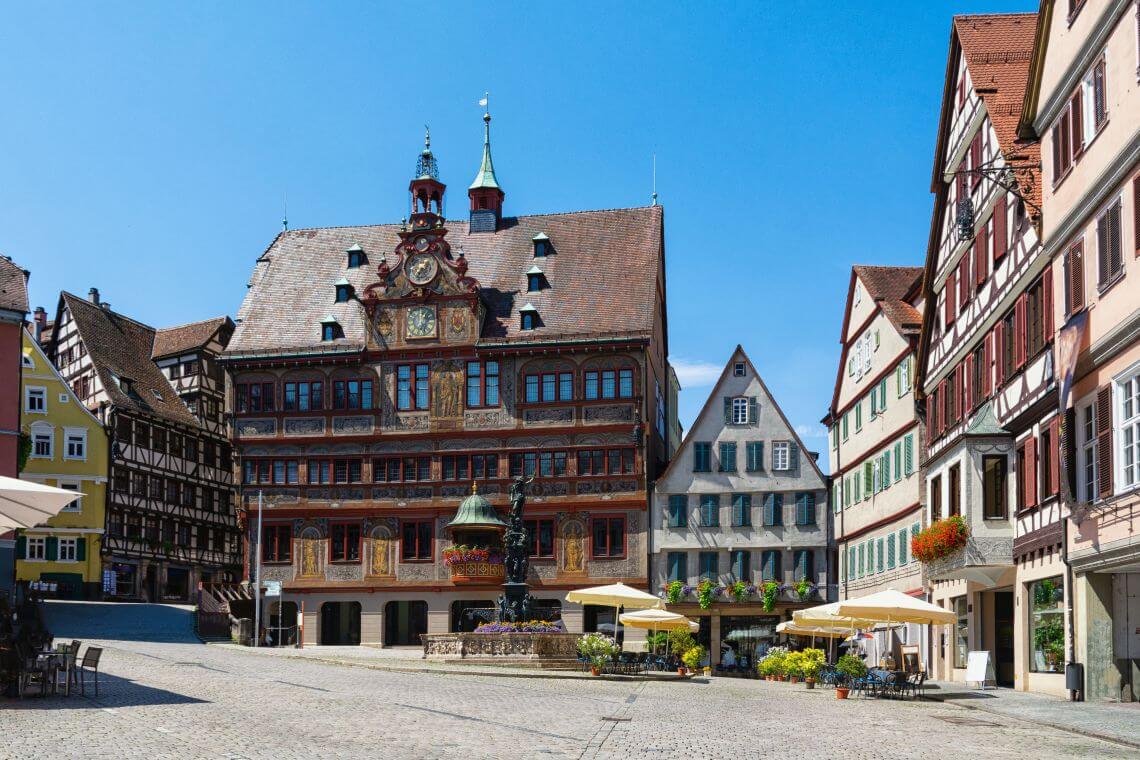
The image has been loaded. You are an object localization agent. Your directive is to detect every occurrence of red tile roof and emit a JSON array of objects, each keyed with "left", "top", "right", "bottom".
[
  {"left": 0, "top": 256, "right": 29, "bottom": 314},
  {"left": 853, "top": 265, "right": 924, "bottom": 336},
  {"left": 152, "top": 316, "right": 233, "bottom": 359},
  {"left": 229, "top": 206, "right": 664, "bottom": 355}
]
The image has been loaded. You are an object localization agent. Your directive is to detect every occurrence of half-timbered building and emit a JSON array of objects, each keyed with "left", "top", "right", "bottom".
[
  {"left": 224, "top": 117, "right": 671, "bottom": 646},
  {"left": 915, "top": 13, "right": 1055, "bottom": 693},
  {"left": 46, "top": 290, "right": 240, "bottom": 600}
]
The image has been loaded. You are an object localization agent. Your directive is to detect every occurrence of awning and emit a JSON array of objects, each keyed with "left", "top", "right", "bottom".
[{"left": 0, "top": 476, "right": 84, "bottom": 531}]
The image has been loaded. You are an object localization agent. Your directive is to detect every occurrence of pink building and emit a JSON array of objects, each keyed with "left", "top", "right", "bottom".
[{"left": 0, "top": 256, "right": 30, "bottom": 593}]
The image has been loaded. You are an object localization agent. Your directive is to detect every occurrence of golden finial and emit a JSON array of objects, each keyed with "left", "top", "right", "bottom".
[{"left": 471, "top": 482, "right": 478, "bottom": 495}]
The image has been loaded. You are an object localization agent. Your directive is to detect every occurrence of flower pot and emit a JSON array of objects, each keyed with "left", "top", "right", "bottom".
[
  {"left": 678, "top": 667, "right": 686, "bottom": 676},
  {"left": 703, "top": 666, "right": 712, "bottom": 677},
  {"left": 836, "top": 687, "right": 850, "bottom": 700},
  {"left": 789, "top": 676, "right": 799, "bottom": 684},
  {"left": 805, "top": 679, "right": 815, "bottom": 690},
  {"left": 590, "top": 666, "right": 600, "bottom": 676}
]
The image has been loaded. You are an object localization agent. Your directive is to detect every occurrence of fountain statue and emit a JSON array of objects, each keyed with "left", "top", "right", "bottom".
[{"left": 497, "top": 474, "right": 535, "bottom": 622}]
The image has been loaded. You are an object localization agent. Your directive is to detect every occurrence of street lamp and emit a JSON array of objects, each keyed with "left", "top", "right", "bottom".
[{"left": 951, "top": 158, "right": 1041, "bottom": 244}]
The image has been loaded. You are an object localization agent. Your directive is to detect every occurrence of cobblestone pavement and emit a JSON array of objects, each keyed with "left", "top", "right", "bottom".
[{"left": 1, "top": 603, "right": 1132, "bottom": 760}]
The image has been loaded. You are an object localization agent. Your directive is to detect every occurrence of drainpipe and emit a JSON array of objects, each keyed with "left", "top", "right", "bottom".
[{"left": 1061, "top": 516, "right": 1080, "bottom": 701}]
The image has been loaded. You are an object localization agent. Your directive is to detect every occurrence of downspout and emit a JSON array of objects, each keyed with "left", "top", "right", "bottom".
[{"left": 1061, "top": 516, "right": 1079, "bottom": 701}]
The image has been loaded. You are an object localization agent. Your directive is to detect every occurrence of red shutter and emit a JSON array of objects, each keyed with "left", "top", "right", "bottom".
[
  {"left": 974, "top": 225, "right": 987, "bottom": 287},
  {"left": 1068, "top": 242, "right": 1085, "bottom": 315},
  {"left": 1052, "top": 124, "right": 1062, "bottom": 183},
  {"left": 965, "top": 353, "right": 975, "bottom": 412},
  {"left": 1060, "top": 111, "right": 1071, "bottom": 175},
  {"left": 1015, "top": 294, "right": 1028, "bottom": 369},
  {"left": 946, "top": 273, "right": 957, "bottom": 326},
  {"left": 1043, "top": 264, "right": 1054, "bottom": 340},
  {"left": 1070, "top": 92, "right": 1083, "bottom": 157},
  {"left": 939, "top": 380, "right": 949, "bottom": 436},
  {"left": 1049, "top": 417, "right": 1061, "bottom": 496},
  {"left": 993, "top": 195, "right": 1007, "bottom": 261},
  {"left": 1025, "top": 435, "right": 1038, "bottom": 508},
  {"left": 994, "top": 324, "right": 1005, "bottom": 388},
  {"left": 983, "top": 332, "right": 993, "bottom": 397},
  {"left": 957, "top": 364, "right": 966, "bottom": 422},
  {"left": 971, "top": 133, "right": 983, "bottom": 189},
  {"left": 959, "top": 257, "right": 970, "bottom": 307},
  {"left": 1096, "top": 385, "right": 1113, "bottom": 498},
  {"left": 1133, "top": 173, "right": 1140, "bottom": 257}
]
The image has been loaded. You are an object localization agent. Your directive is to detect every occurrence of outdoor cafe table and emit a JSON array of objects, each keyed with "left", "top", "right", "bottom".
[{"left": 36, "top": 648, "right": 72, "bottom": 696}]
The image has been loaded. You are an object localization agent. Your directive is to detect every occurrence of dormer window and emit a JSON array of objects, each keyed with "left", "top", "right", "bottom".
[
  {"left": 346, "top": 244, "right": 367, "bottom": 269},
  {"left": 520, "top": 303, "right": 539, "bottom": 331},
  {"left": 532, "top": 232, "right": 550, "bottom": 258},
  {"left": 334, "top": 277, "right": 353, "bottom": 303},
  {"left": 320, "top": 316, "right": 343, "bottom": 341},
  {"left": 733, "top": 362, "right": 745, "bottom": 377},
  {"left": 526, "top": 266, "right": 546, "bottom": 292}
]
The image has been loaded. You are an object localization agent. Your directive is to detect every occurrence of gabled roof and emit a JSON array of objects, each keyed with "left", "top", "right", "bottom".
[
  {"left": 229, "top": 206, "right": 664, "bottom": 356},
  {"left": 152, "top": 316, "right": 234, "bottom": 360},
  {"left": 59, "top": 292, "right": 200, "bottom": 428},
  {"left": 0, "top": 256, "right": 29, "bottom": 314},
  {"left": 657, "top": 345, "right": 827, "bottom": 485}
]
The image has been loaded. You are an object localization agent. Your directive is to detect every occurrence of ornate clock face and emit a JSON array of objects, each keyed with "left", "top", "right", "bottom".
[
  {"left": 413, "top": 235, "right": 430, "bottom": 251},
  {"left": 406, "top": 305, "right": 437, "bottom": 338},
  {"left": 405, "top": 253, "right": 438, "bottom": 285}
]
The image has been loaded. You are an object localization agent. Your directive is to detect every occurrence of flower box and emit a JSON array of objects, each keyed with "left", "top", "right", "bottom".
[{"left": 912, "top": 516, "right": 970, "bottom": 563}]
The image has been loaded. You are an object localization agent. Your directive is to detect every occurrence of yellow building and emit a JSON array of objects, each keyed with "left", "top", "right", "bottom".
[{"left": 17, "top": 328, "right": 109, "bottom": 599}]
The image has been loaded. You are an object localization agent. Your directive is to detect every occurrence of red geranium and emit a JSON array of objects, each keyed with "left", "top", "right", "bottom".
[{"left": 912, "top": 515, "right": 969, "bottom": 563}]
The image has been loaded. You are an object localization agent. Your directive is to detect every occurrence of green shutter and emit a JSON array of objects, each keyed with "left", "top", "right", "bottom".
[
  {"left": 883, "top": 451, "right": 891, "bottom": 488},
  {"left": 904, "top": 435, "right": 914, "bottom": 474},
  {"left": 76, "top": 537, "right": 86, "bottom": 561},
  {"left": 894, "top": 442, "right": 902, "bottom": 481},
  {"left": 749, "top": 397, "right": 758, "bottom": 425},
  {"left": 877, "top": 538, "right": 884, "bottom": 572},
  {"left": 46, "top": 536, "right": 58, "bottom": 562},
  {"left": 887, "top": 534, "right": 896, "bottom": 569},
  {"left": 898, "top": 529, "right": 908, "bottom": 564},
  {"left": 16, "top": 534, "right": 26, "bottom": 560},
  {"left": 789, "top": 444, "right": 799, "bottom": 471},
  {"left": 723, "top": 397, "right": 732, "bottom": 424},
  {"left": 806, "top": 492, "right": 816, "bottom": 523}
]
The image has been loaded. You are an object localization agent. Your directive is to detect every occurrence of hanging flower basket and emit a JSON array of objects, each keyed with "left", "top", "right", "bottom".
[{"left": 912, "top": 516, "right": 969, "bottom": 563}]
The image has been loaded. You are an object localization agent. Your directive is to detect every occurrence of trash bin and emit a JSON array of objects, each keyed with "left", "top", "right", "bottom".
[{"left": 1065, "top": 662, "right": 1083, "bottom": 696}]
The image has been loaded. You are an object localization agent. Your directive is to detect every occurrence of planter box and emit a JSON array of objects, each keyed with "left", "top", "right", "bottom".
[{"left": 422, "top": 632, "right": 580, "bottom": 668}]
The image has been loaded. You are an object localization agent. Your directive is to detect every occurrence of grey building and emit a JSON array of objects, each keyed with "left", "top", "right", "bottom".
[{"left": 650, "top": 346, "right": 829, "bottom": 668}]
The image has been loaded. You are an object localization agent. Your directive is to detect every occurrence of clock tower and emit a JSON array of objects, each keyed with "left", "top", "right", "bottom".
[{"left": 408, "top": 128, "right": 446, "bottom": 232}]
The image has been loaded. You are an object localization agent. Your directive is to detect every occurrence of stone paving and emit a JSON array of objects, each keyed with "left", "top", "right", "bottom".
[{"left": 0, "top": 602, "right": 1133, "bottom": 759}]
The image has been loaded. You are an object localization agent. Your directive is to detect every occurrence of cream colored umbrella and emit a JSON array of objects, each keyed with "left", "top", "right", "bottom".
[
  {"left": 567, "top": 583, "right": 664, "bottom": 646},
  {"left": 793, "top": 601, "right": 879, "bottom": 629},
  {"left": 0, "top": 476, "right": 84, "bottom": 531},
  {"left": 776, "top": 621, "right": 849, "bottom": 638},
  {"left": 834, "top": 589, "right": 956, "bottom": 625},
  {"left": 619, "top": 609, "right": 696, "bottom": 659}
]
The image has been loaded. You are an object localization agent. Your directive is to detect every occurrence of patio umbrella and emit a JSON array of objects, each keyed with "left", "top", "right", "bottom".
[
  {"left": 834, "top": 589, "right": 956, "bottom": 625},
  {"left": 776, "top": 621, "right": 848, "bottom": 638},
  {"left": 0, "top": 476, "right": 84, "bottom": 531},
  {"left": 793, "top": 601, "right": 879, "bottom": 629},
  {"left": 619, "top": 609, "right": 697, "bottom": 656},
  {"left": 566, "top": 582, "right": 664, "bottom": 645}
]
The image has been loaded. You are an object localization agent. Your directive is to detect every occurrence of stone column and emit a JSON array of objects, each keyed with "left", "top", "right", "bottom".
[{"left": 710, "top": 613, "right": 722, "bottom": 667}]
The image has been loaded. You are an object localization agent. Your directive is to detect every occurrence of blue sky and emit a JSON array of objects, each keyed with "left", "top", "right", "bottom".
[{"left": 1, "top": 1, "right": 1033, "bottom": 457}]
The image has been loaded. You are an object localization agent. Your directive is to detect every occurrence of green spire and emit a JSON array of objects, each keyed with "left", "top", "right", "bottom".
[
  {"left": 469, "top": 111, "right": 501, "bottom": 191},
  {"left": 445, "top": 483, "right": 509, "bottom": 529}
]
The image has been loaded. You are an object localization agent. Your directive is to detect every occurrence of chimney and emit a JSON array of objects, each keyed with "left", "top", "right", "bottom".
[
  {"left": 101, "top": 302, "right": 111, "bottom": 312},
  {"left": 33, "top": 307, "right": 47, "bottom": 343},
  {"left": 88, "top": 287, "right": 100, "bottom": 305}
]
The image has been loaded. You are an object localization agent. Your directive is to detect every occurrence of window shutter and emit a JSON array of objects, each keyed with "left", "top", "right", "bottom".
[
  {"left": 1096, "top": 385, "right": 1114, "bottom": 498},
  {"left": 789, "top": 444, "right": 799, "bottom": 471},
  {"left": 946, "top": 272, "right": 957, "bottom": 326},
  {"left": 905, "top": 434, "right": 914, "bottom": 474},
  {"left": 1108, "top": 201, "right": 1123, "bottom": 278},
  {"left": 982, "top": 333, "right": 992, "bottom": 397},
  {"left": 1097, "top": 211, "right": 1111, "bottom": 286},
  {"left": 1043, "top": 264, "right": 1054, "bottom": 339},
  {"left": 724, "top": 397, "right": 732, "bottom": 424},
  {"left": 1093, "top": 60, "right": 1106, "bottom": 128},
  {"left": 1070, "top": 92, "right": 1083, "bottom": 157},
  {"left": 749, "top": 396, "right": 758, "bottom": 425},
  {"left": 1049, "top": 417, "right": 1061, "bottom": 496},
  {"left": 16, "top": 534, "right": 26, "bottom": 560},
  {"left": 958, "top": 256, "right": 969, "bottom": 307},
  {"left": 965, "top": 353, "right": 975, "bottom": 412},
  {"left": 974, "top": 225, "right": 987, "bottom": 286},
  {"left": 796, "top": 494, "right": 806, "bottom": 525},
  {"left": 1052, "top": 124, "right": 1062, "bottom": 183},
  {"left": 46, "top": 536, "right": 58, "bottom": 562},
  {"left": 993, "top": 194, "right": 1007, "bottom": 261},
  {"left": 757, "top": 442, "right": 764, "bottom": 470},
  {"left": 1134, "top": 174, "right": 1140, "bottom": 257},
  {"left": 763, "top": 494, "right": 775, "bottom": 526},
  {"left": 1068, "top": 243, "right": 1084, "bottom": 315},
  {"left": 76, "top": 537, "right": 86, "bottom": 561},
  {"left": 806, "top": 492, "right": 816, "bottom": 524},
  {"left": 1015, "top": 294, "right": 1028, "bottom": 369},
  {"left": 1025, "top": 436, "right": 1038, "bottom": 508}
]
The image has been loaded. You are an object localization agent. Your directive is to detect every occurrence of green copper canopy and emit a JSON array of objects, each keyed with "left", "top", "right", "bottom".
[
  {"left": 469, "top": 113, "right": 501, "bottom": 191},
  {"left": 446, "top": 484, "right": 508, "bottom": 529}
]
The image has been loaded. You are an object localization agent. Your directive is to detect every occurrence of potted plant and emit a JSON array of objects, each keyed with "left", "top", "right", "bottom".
[
  {"left": 912, "top": 515, "right": 970, "bottom": 563},
  {"left": 835, "top": 653, "right": 866, "bottom": 699},
  {"left": 577, "top": 632, "right": 617, "bottom": 676},
  {"left": 762, "top": 646, "right": 789, "bottom": 682},
  {"left": 682, "top": 644, "right": 706, "bottom": 675},
  {"left": 728, "top": 580, "right": 752, "bottom": 603},
  {"left": 793, "top": 579, "right": 817, "bottom": 602},
  {"left": 665, "top": 580, "right": 686, "bottom": 604},
  {"left": 800, "top": 647, "right": 825, "bottom": 689},
  {"left": 760, "top": 581, "right": 781, "bottom": 613},
  {"left": 785, "top": 651, "right": 803, "bottom": 683},
  {"left": 696, "top": 580, "right": 718, "bottom": 610},
  {"left": 669, "top": 630, "right": 696, "bottom": 675}
]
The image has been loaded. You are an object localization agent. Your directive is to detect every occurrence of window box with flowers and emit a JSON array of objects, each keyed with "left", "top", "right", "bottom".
[
  {"left": 911, "top": 516, "right": 969, "bottom": 563},
  {"left": 442, "top": 545, "right": 504, "bottom": 583}
]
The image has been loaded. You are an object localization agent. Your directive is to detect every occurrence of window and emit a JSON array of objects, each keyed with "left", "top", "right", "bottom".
[
  {"left": 666, "top": 495, "right": 687, "bottom": 528},
  {"left": 58, "top": 482, "right": 82, "bottom": 512},
  {"left": 930, "top": 475, "right": 942, "bottom": 521},
  {"left": 772, "top": 442, "right": 791, "bottom": 471},
  {"left": 667, "top": 551, "right": 687, "bottom": 582},
  {"left": 331, "top": 459, "right": 363, "bottom": 484},
  {"left": 727, "top": 550, "right": 750, "bottom": 581},
  {"left": 401, "top": 521, "right": 433, "bottom": 561},
  {"left": 307, "top": 460, "right": 331, "bottom": 484},
  {"left": 1122, "top": 369, "right": 1140, "bottom": 490},
  {"left": 948, "top": 464, "right": 961, "bottom": 517},
  {"left": 236, "top": 382, "right": 275, "bottom": 414},
  {"left": 464, "top": 361, "right": 500, "bottom": 409},
  {"left": 1080, "top": 401, "right": 1098, "bottom": 502},
  {"left": 524, "top": 371, "right": 573, "bottom": 403},
  {"left": 699, "top": 494, "right": 720, "bottom": 527},
  {"left": 397, "top": 364, "right": 430, "bottom": 411},
  {"left": 761, "top": 549, "right": 781, "bottom": 581},
  {"left": 262, "top": 524, "right": 292, "bottom": 563},
  {"left": 576, "top": 448, "right": 633, "bottom": 476},
  {"left": 26, "top": 536, "right": 46, "bottom": 561},
  {"left": 954, "top": 597, "right": 968, "bottom": 669},
  {"left": 745, "top": 441, "right": 764, "bottom": 472},
  {"left": 440, "top": 454, "right": 498, "bottom": 481},
  {"left": 897, "top": 358, "right": 911, "bottom": 397},
  {"left": 373, "top": 456, "right": 432, "bottom": 482},
  {"left": 619, "top": 369, "right": 634, "bottom": 398},
  {"left": 523, "top": 518, "right": 555, "bottom": 558},
  {"left": 321, "top": 321, "right": 343, "bottom": 341},
  {"left": 733, "top": 362, "right": 745, "bottom": 377},
  {"left": 31, "top": 425, "right": 53, "bottom": 459},
  {"left": 59, "top": 429, "right": 86, "bottom": 461},
  {"left": 282, "top": 381, "right": 324, "bottom": 411},
  {"left": 591, "top": 516, "right": 625, "bottom": 558},
  {"left": 533, "top": 236, "right": 549, "bottom": 257},
  {"left": 693, "top": 442, "right": 711, "bottom": 472},
  {"left": 347, "top": 246, "right": 366, "bottom": 268},
  {"left": 25, "top": 387, "right": 46, "bottom": 414},
  {"left": 509, "top": 450, "right": 568, "bottom": 479},
  {"left": 332, "top": 379, "right": 373, "bottom": 410},
  {"left": 731, "top": 397, "right": 749, "bottom": 424},
  {"left": 1097, "top": 198, "right": 1123, "bottom": 288},
  {"left": 732, "top": 494, "right": 751, "bottom": 527},
  {"left": 699, "top": 551, "right": 719, "bottom": 581},
  {"left": 762, "top": 493, "right": 783, "bottom": 526},
  {"left": 718, "top": 442, "right": 737, "bottom": 472},
  {"left": 58, "top": 537, "right": 77, "bottom": 562},
  {"left": 520, "top": 311, "right": 537, "bottom": 330},
  {"left": 1029, "top": 577, "right": 1065, "bottom": 673},
  {"left": 335, "top": 283, "right": 352, "bottom": 302},
  {"left": 795, "top": 492, "right": 816, "bottom": 526},
  {"left": 795, "top": 549, "right": 814, "bottom": 582}
]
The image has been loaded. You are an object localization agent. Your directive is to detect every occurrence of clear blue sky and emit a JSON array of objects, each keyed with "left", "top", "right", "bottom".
[{"left": 1, "top": 1, "right": 1032, "bottom": 459}]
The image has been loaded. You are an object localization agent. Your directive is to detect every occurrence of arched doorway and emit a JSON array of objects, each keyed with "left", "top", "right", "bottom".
[
  {"left": 320, "top": 601, "right": 361, "bottom": 645},
  {"left": 384, "top": 600, "right": 427, "bottom": 645}
]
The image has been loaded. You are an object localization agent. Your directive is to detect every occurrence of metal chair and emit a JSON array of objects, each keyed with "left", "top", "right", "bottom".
[
  {"left": 77, "top": 647, "right": 103, "bottom": 697},
  {"left": 16, "top": 642, "right": 53, "bottom": 698}
]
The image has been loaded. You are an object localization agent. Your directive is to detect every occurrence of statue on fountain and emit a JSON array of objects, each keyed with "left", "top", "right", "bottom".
[{"left": 497, "top": 474, "right": 535, "bottom": 622}]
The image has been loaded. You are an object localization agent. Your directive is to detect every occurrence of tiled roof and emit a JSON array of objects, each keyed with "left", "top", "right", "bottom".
[
  {"left": 61, "top": 292, "right": 200, "bottom": 428},
  {"left": 954, "top": 13, "right": 1042, "bottom": 207},
  {"left": 152, "top": 316, "right": 233, "bottom": 359},
  {"left": 0, "top": 257, "right": 29, "bottom": 314},
  {"left": 229, "top": 206, "right": 664, "bottom": 355},
  {"left": 853, "top": 265, "right": 923, "bottom": 336}
]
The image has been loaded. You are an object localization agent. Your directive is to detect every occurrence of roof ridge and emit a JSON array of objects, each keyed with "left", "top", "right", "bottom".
[
  {"left": 156, "top": 315, "right": 229, "bottom": 332},
  {"left": 279, "top": 205, "right": 662, "bottom": 235},
  {"left": 61, "top": 291, "right": 156, "bottom": 332}
]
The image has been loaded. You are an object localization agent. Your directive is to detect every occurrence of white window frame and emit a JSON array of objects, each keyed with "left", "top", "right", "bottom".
[
  {"left": 731, "top": 397, "right": 749, "bottom": 425},
  {"left": 25, "top": 386, "right": 47, "bottom": 414},
  {"left": 21, "top": 353, "right": 34, "bottom": 368},
  {"left": 63, "top": 428, "right": 87, "bottom": 461},
  {"left": 1077, "top": 395, "right": 1097, "bottom": 502},
  {"left": 26, "top": 536, "right": 46, "bottom": 561},
  {"left": 1116, "top": 361, "right": 1140, "bottom": 493},
  {"left": 898, "top": 358, "right": 911, "bottom": 397},
  {"left": 733, "top": 362, "right": 745, "bottom": 377},
  {"left": 58, "top": 481, "right": 83, "bottom": 512},
  {"left": 30, "top": 422, "right": 54, "bottom": 460},
  {"left": 58, "top": 537, "right": 77, "bottom": 562},
  {"left": 773, "top": 441, "right": 790, "bottom": 471}
]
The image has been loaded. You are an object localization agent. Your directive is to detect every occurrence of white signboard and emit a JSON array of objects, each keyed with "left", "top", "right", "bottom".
[
  {"left": 965, "top": 650, "right": 996, "bottom": 690},
  {"left": 261, "top": 580, "right": 282, "bottom": 597}
]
